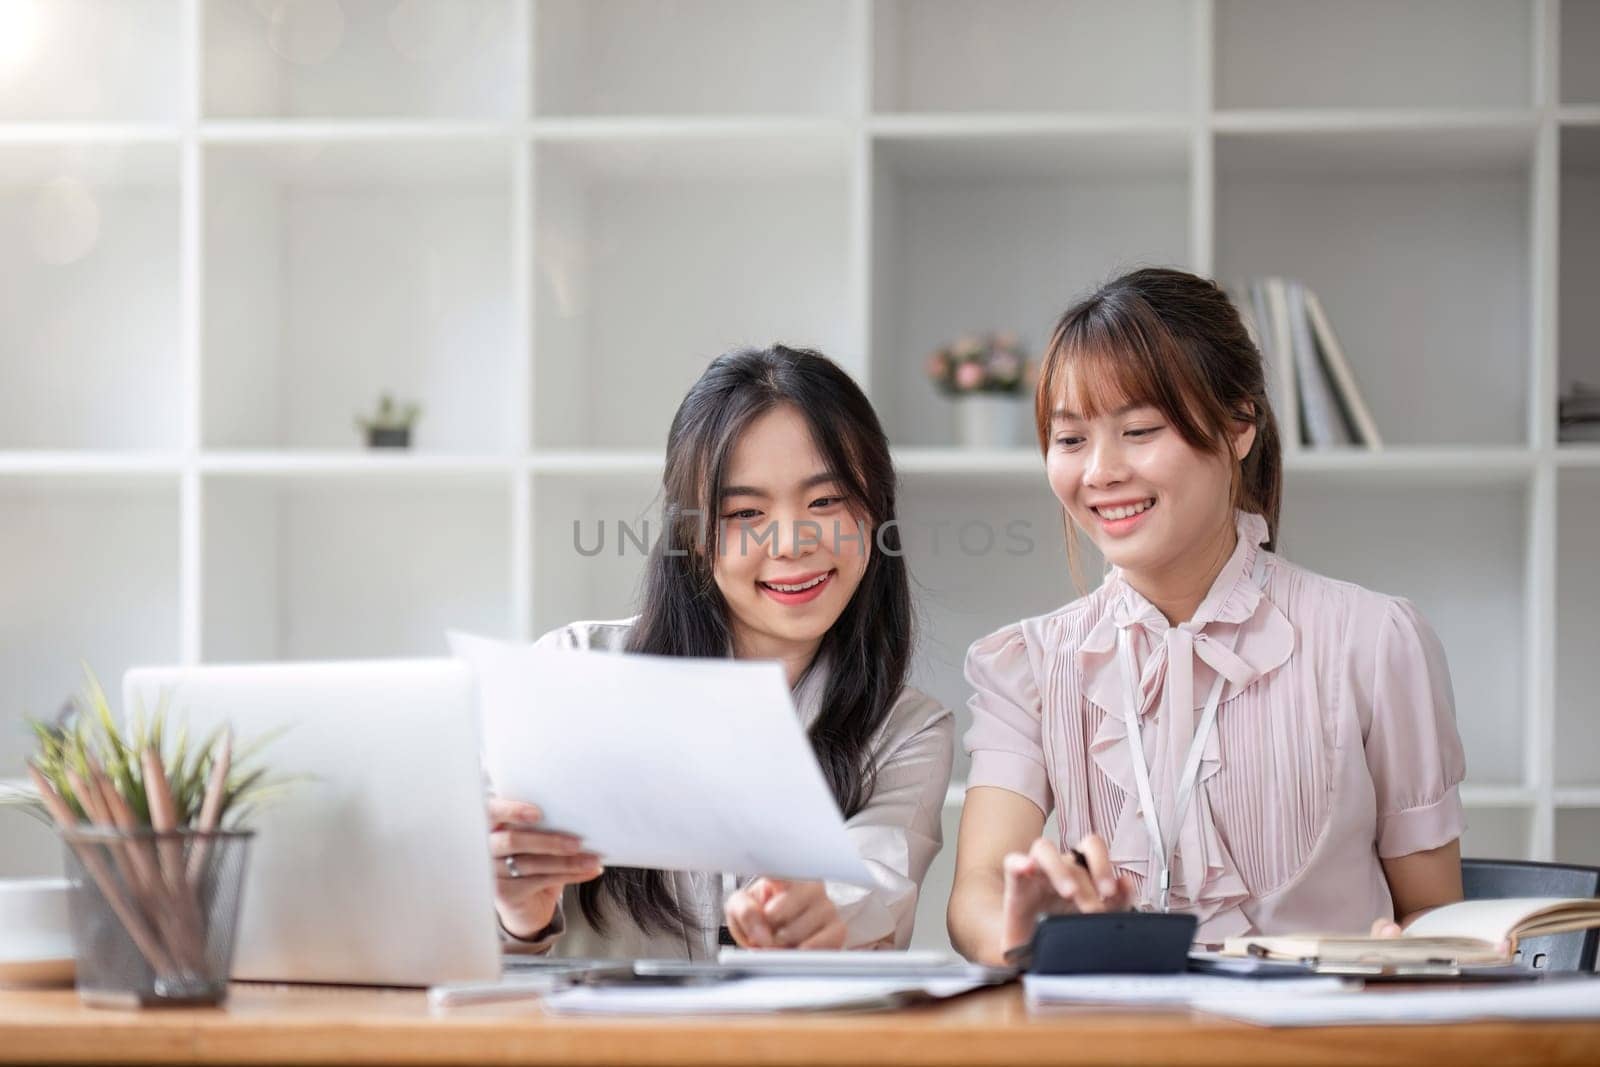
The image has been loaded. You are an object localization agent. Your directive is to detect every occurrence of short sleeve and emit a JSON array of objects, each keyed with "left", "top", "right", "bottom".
[
  {"left": 1364, "top": 599, "right": 1467, "bottom": 859},
  {"left": 962, "top": 625, "right": 1053, "bottom": 817}
]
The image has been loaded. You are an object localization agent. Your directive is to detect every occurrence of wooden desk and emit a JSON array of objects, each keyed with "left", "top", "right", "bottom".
[{"left": 2, "top": 983, "right": 1597, "bottom": 1067}]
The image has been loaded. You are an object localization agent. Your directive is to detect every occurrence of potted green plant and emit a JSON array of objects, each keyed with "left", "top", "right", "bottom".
[
  {"left": 355, "top": 393, "right": 421, "bottom": 449},
  {"left": 925, "top": 332, "right": 1033, "bottom": 447},
  {"left": 1, "top": 670, "right": 282, "bottom": 1008}
]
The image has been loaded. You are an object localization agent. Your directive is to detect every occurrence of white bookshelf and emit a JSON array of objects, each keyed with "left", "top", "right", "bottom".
[{"left": 2, "top": 1, "right": 1596, "bottom": 952}]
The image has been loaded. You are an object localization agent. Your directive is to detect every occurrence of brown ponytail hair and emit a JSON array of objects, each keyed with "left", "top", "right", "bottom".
[{"left": 1034, "top": 268, "right": 1282, "bottom": 586}]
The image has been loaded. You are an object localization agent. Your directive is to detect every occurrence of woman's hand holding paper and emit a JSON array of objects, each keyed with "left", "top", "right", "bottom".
[
  {"left": 487, "top": 797, "right": 604, "bottom": 940},
  {"left": 725, "top": 877, "right": 847, "bottom": 950}
]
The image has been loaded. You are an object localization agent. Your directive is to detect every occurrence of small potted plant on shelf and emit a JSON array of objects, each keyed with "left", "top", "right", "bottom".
[
  {"left": 355, "top": 393, "right": 421, "bottom": 449},
  {"left": 0, "top": 670, "right": 282, "bottom": 1008},
  {"left": 925, "top": 332, "right": 1033, "bottom": 448}
]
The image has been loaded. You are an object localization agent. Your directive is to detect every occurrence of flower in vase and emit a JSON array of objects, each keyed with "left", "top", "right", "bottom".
[
  {"left": 953, "top": 335, "right": 985, "bottom": 361},
  {"left": 988, "top": 350, "right": 1023, "bottom": 388},
  {"left": 954, "top": 360, "right": 986, "bottom": 391},
  {"left": 925, "top": 331, "right": 1033, "bottom": 397}
]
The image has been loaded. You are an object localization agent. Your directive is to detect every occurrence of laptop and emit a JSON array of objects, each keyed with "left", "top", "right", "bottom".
[{"left": 123, "top": 659, "right": 500, "bottom": 988}]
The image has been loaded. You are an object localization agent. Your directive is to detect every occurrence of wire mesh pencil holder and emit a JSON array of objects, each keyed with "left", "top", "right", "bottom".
[{"left": 60, "top": 828, "right": 252, "bottom": 1009}]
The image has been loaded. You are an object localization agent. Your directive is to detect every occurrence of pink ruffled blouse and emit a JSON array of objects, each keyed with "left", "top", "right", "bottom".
[{"left": 964, "top": 511, "right": 1467, "bottom": 943}]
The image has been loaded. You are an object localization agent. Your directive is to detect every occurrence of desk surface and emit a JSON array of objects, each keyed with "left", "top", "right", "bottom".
[{"left": 2, "top": 983, "right": 1598, "bottom": 1067}]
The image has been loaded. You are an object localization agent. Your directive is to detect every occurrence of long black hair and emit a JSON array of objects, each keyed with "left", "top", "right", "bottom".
[{"left": 576, "top": 345, "right": 914, "bottom": 937}]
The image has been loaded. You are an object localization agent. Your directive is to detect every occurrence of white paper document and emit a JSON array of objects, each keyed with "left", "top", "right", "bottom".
[
  {"left": 1191, "top": 978, "right": 1600, "bottom": 1027},
  {"left": 708, "top": 948, "right": 1014, "bottom": 983},
  {"left": 451, "top": 632, "right": 874, "bottom": 887},
  {"left": 540, "top": 977, "right": 987, "bottom": 1016},
  {"left": 1024, "top": 974, "right": 1354, "bottom": 1008},
  {"left": 717, "top": 948, "right": 967, "bottom": 975}
]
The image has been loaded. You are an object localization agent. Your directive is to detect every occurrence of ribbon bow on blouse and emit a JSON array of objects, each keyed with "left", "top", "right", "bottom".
[{"left": 1078, "top": 512, "right": 1295, "bottom": 942}]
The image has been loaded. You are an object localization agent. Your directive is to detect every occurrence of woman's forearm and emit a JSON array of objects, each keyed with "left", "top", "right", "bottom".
[{"left": 947, "top": 872, "right": 1008, "bottom": 965}]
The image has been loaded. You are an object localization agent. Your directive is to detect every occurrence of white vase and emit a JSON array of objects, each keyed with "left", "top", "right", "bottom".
[{"left": 955, "top": 394, "right": 1027, "bottom": 448}]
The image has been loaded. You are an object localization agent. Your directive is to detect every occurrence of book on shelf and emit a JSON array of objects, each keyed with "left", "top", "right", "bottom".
[
  {"left": 1302, "top": 288, "right": 1382, "bottom": 447},
  {"left": 1285, "top": 279, "right": 1352, "bottom": 448},
  {"left": 1222, "top": 897, "right": 1600, "bottom": 968},
  {"left": 1239, "top": 279, "right": 1297, "bottom": 450},
  {"left": 1231, "top": 277, "right": 1382, "bottom": 451},
  {"left": 1559, "top": 381, "right": 1600, "bottom": 443}
]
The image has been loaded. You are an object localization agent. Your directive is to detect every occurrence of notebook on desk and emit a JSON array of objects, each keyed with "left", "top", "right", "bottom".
[{"left": 1224, "top": 898, "right": 1600, "bottom": 968}]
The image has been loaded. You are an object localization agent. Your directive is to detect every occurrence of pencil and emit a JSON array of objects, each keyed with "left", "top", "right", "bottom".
[
  {"left": 28, "top": 762, "right": 175, "bottom": 976},
  {"left": 186, "top": 729, "right": 231, "bottom": 886}
]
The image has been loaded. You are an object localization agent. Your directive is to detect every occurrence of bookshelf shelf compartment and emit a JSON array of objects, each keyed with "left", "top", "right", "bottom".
[
  {"left": 0, "top": 143, "right": 181, "bottom": 450},
  {"left": 203, "top": 140, "right": 515, "bottom": 453},
  {"left": 1460, "top": 807, "right": 1535, "bottom": 862},
  {"left": 533, "top": 136, "right": 852, "bottom": 450},
  {"left": 871, "top": 0, "right": 1193, "bottom": 114},
  {"left": 869, "top": 131, "right": 1191, "bottom": 448},
  {"left": 1556, "top": 471, "right": 1600, "bottom": 788},
  {"left": 533, "top": 0, "right": 856, "bottom": 117},
  {"left": 0, "top": 0, "right": 181, "bottom": 122},
  {"left": 1561, "top": 0, "right": 1600, "bottom": 106},
  {"left": 1216, "top": 128, "right": 1533, "bottom": 447},
  {"left": 1559, "top": 127, "right": 1600, "bottom": 449},
  {"left": 530, "top": 474, "right": 660, "bottom": 637},
  {"left": 204, "top": 0, "right": 522, "bottom": 119},
  {"left": 202, "top": 476, "right": 511, "bottom": 664},
  {"left": 1279, "top": 482, "right": 1528, "bottom": 787},
  {"left": 0, "top": 479, "right": 181, "bottom": 872},
  {"left": 1554, "top": 810, "right": 1600, "bottom": 868},
  {"left": 894, "top": 476, "right": 1084, "bottom": 785},
  {"left": 1215, "top": 0, "right": 1532, "bottom": 111}
]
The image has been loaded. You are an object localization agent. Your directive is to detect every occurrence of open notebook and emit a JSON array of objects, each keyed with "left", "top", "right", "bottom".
[{"left": 1223, "top": 898, "right": 1600, "bottom": 966}]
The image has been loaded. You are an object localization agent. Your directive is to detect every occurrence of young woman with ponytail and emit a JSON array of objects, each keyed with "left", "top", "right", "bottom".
[{"left": 946, "top": 268, "right": 1467, "bottom": 965}]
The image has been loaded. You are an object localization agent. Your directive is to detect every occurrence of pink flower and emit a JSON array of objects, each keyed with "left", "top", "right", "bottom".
[
  {"left": 988, "top": 351, "right": 1022, "bottom": 383},
  {"left": 955, "top": 361, "right": 985, "bottom": 391}
]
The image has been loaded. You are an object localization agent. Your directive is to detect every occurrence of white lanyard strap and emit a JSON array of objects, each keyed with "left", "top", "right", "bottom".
[
  {"left": 1116, "top": 552, "right": 1268, "bottom": 913},
  {"left": 1117, "top": 630, "right": 1227, "bottom": 912}
]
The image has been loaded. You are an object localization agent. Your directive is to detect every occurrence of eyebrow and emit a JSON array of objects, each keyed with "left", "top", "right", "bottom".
[
  {"left": 720, "top": 473, "right": 841, "bottom": 499},
  {"left": 1051, "top": 401, "right": 1148, "bottom": 422}
]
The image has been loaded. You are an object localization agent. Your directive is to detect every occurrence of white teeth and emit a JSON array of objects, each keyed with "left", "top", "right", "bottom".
[
  {"left": 1095, "top": 499, "right": 1155, "bottom": 521},
  {"left": 765, "top": 574, "right": 828, "bottom": 593}
]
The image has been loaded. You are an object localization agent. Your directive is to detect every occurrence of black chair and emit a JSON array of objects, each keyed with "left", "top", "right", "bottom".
[{"left": 1460, "top": 858, "right": 1600, "bottom": 972}]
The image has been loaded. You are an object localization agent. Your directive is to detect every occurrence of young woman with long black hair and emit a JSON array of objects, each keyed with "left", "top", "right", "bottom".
[{"left": 488, "top": 345, "right": 954, "bottom": 958}]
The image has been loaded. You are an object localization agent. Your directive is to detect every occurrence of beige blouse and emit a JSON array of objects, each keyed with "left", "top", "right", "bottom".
[
  {"left": 964, "top": 511, "right": 1467, "bottom": 942},
  {"left": 500, "top": 618, "right": 954, "bottom": 959}
]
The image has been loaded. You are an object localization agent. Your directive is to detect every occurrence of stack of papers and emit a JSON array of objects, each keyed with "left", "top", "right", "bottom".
[
  {"left": 1024, "top": 974, "right": 1353, "bottom": 1008},
  {"left": 706, "top": 948, "right": 1012, "bottom": 982},
  {"left": 540, "top": 976, "right": 988, "bottom": 1016},
  {"left": 1192, "top": 978, "right": 1600, "bottom": 1027},
  {"left": 432, "top": 951, "right": 1013, "bottom": 1012}
]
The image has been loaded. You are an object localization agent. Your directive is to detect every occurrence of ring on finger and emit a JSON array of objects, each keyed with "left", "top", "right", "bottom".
[{"left": 504, "top": 855, "right": 523, "bottom": 879}]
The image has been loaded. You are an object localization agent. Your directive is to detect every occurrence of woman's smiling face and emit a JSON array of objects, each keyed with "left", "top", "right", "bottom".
[
  {"left": 712, "top": 404, "right": 871, "bottom": 663},
  {"left": 1044, "top": 372, "right": 1250, "bottom": 583}
]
